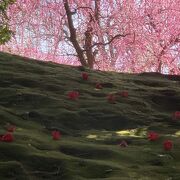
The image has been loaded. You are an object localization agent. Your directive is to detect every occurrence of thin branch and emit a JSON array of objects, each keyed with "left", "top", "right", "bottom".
[
  {"left": 75, "top": 6, "right": 93, "bottom": 12},
  {"left": 64, "top": 53, "right": 78, "bottom": 57},
  {"left": 83, "top": 33, "right": 130, "bottom": 51}
]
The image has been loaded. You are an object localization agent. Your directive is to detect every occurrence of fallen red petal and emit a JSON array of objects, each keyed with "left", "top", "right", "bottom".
[
  {"left": 6, "top": 125, "right": 16, "bottom": 132},
  {"left": 173, "top": 111, "right": 180, "bottom": 121},
  {"left": 1, "top": 133, "right": 14, "bottom": 142},
  {"left": 0, "top": 135, "right": 3, "bottom": 141},
  {"left": 107, "top": 94, "right": 116, "bottom": 103},
  {"left": 52, "top": 130, "right": 61, "bottom": 140},
  {"left": 163, "top": 140, "right": 173, "bottom": 151},
  {"left": 68, "top": 91, "right": 79, "bottom": 100},
  {"left": 119, "top": 140, "right": 128, "bottom": 147},
  {"left": 148, "top": 132, "right": 159, "bottom": 141},
  {"left": 95, "top": 83, "right": 103, "bottom": 89},
  {"left": 120, "top": 91, "right": 128, "bottom": 97},
  {"left": 82, "top": 72, "right": 88, "bottom": 80}
]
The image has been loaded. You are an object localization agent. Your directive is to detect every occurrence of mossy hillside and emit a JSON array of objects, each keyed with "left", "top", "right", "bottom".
[{"left": 0, "top": 51, "right": 180, "bottom": 179}]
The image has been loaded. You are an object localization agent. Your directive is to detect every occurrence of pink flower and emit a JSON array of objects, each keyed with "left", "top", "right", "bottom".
[
  {"left": 6, "top": 124, "right": 16, "bottom": 132},
  {"left": 120, "top": 91, "right": 128, "bottom": 97},
  {"left": 163, "top": 140, "right": 173, "bottom": 151},
  {"left": 52, "top": 130, "right": 61, "bottom": 140},
  {"left": 95, "top": 83, "right": 103, "bottom": 89},
  {"left": 148, "top": 132, "right": 159, "bottom": 141},
  {"left": 173, "top": 111, "right": 180, "bottom": 121},
  {"left": 82, "top": 72, "right": 88, "bottom": 80},
  {"left": 119, "top": 140, "right": 128, "bottom": 147},
  {"left": 1, "top": 133, "right": 14, "bottom": 142},
  {"left": 107, "top": 94, "right": 116, "bottom": 104},
  {"left": 68, "top": 91, "right": 79, "bottom": 100}
]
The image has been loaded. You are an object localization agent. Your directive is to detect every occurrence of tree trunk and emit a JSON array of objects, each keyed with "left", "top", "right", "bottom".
[
  {"left": 85, "top": 27, "right": 95, "bottom": 68},
  {"left": 157, "top": 60, "right": 162, "bottom": 73},
  {"left": 63, "top": 0, "right": 88, "bottom": 67}
]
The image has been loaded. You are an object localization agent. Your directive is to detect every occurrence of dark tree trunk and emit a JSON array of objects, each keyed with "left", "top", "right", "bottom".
[
  {"left": 85, "top": 26, "right": 95, "bottom": 68},
  {"left": 63, "top": 0, "right": 88, "bottom": 67}
]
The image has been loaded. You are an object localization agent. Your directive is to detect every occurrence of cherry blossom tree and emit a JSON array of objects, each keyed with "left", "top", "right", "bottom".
[
  {"left": 0, "top": 0, "right": 179, "bottom": 74},
  {"left": 131, "top": 0, "right": 180, "bottom": 74}
]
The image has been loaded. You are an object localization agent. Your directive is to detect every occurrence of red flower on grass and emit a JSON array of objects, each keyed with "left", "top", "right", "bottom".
[
  {"left": 107, "top": 94, "right": 116, "bottom": 104},
  {"left": 173, "top": 111, "right": 180, "bottom": 121},
  {"left": 119, "top": 91, "right": 128, "bottom": 98},
  {"left": 52, "top": 130, "right": 61, "bottom": 140},
  {"left": 95, "top": 83, "right": 103, "bottom": 89},
  {"left": 148, "top": 132, "right": 159, "bottom": 141},
  {"left": 6, "top": 124, "right": 16, "bottom": 132},
  {"left": 1, "top": 133, "right": 14, "bottom": 142},
  {"left": 163, "top": 140, "right": 173, "bottom": 151},
  {"left": 68, "top": 91, "right": 79, "bottom": 100},
  {"left": 82, "top": 72, "right": 88, "bottom": 80}
]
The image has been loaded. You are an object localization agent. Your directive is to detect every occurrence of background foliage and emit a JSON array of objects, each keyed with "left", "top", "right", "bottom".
[
  {"left": 0, "top": 0, "right": 15, "bottom": 44},
  {"left": 0, "top": 0, "right": 179, "bottom": 74}
]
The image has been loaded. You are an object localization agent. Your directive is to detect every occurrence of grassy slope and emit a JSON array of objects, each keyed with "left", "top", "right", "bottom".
[{"left": 0, "top": 51, "right": 179, "bottom": 180}]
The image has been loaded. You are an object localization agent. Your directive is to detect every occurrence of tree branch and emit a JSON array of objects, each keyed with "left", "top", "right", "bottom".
[
  {"left": 63, "top": 0, "right": 87, "bottom": 66},
  {"left": 83, "top": 33, "right": 130, "bottom": 51}
]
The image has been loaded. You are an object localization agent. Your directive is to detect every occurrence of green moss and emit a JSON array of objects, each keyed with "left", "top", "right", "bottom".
[
  {"left": 0, "top": 161, "right": 29, "bottom": 180},
  {"left": 0, "top": 51, "right": 179, "bottom": 179}
]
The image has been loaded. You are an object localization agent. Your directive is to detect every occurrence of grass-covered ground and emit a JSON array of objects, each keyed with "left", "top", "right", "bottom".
[{"left": 0, "top": 51, "right": 179, "bottom": 180}]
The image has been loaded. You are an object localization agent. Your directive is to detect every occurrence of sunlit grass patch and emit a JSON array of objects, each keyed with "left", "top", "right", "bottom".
[
  {"left": 116, "top": 127, "right": 147, "bottom": 137},
  {"left": 86, "top": 131, "right": 113, "bottom": 140},
  {"left": 175, "top": 131, "right": 180, "bottom": 137},
  {"left": 86, "top": 134, "right": 97, "bottom": 139}
]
